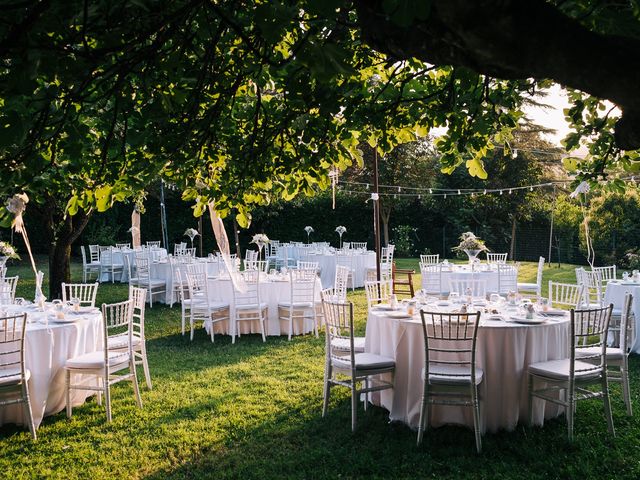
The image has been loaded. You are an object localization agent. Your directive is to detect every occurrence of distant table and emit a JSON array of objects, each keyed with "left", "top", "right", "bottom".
[
  {"left": 422, "top": 264, "right": 500, "bottom": 295},
  {"left": 0, "top": 305, "right": 102, "bottom": 429},
  {"left": 300, "top": 251, "right": 376, "bottom": 289},
  {"left": 365, "top": 305, "right": 569, "bottom": 433},
  {"left": 604, "top": 281, "right": 640, "bottom": 353}
]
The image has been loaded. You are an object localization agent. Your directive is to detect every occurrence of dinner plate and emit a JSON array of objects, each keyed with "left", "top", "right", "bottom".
[
  {"left": 387, "top": 311, "right": 412, "bottom": 319},
  {"left": 509, "top": 316, "right": 546, "bottom": 325},
  {"left": 538, "top": 309, "right": 566, "bottom": 317},
  {"left": 435, "top": 301, "right": 451, "bottom": 307},
  {"left": 50, "top": 316, "right": 81, "bottom": 323},
  {"left": 372, "top": 304, "right": 400, "bottom": 311}
]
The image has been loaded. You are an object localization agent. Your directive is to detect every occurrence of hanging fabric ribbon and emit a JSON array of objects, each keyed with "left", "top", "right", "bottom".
[
  {"left": 207, "top": 203, "right": 246, "bottom": 293},
  {"left": 6, "top": 193, "right": 44, "bottom": 302},
  {"left": 569, "top": 181, "right": 595, "bottom": 267},
  {"left": 131, "top": 208, "right": 141, "bottom": 249},
  {"left": 329, "top": 167, "right": 339, "bottom": 210}
]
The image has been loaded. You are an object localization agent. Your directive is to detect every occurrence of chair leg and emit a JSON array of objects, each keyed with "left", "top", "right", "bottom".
[
  {"left": 602, "top": 376, "right": 616, "bottom": 436},
  {"left": 472, "top": 386, "right": 482, "bottom": 453},
  {"left": 351, "top": 380, "right": 358, "bottom": 432},
  {"left": 567, "top": 389, "right": 574, "bottom": 441},
  {"left": 260, "top": 311, "right": 266, "bottom": 342},
  {"left": 288, "top": 312, "right": 293, "bottom": 341},
  {"left": 131, "top": 359, "right": 143, "bottom": 409},
  {"left": 140, "top": 346, "right": 152, "bottom": 390},
  {"left": 528, "top": 374, "right": 534, "bottom": 426},
  {"left": 66, "top": 370, "right": 72, "bottom": 418},
  {"left": 363, "top": 378, "right": 369, "bottom": 411},
  {"left": 417, "top": 381, "right": 428, "bottom": 446},
  {"left": 322, "top": 364, "right": 332, "bottom": 417},
  {"left": 621, "top": 362, "right": 633, "bottom": 416}
]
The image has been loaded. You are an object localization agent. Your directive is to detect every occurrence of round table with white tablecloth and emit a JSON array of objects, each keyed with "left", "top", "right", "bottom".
[
  {"left": 604, "top": 280, "right": 640, "bottom": 353},
  {"left": 150, "top": 258, "right": 223, "bottom": 304},
  {"left": 422, "top": 263, "right": 501, "bottom": 295},
  {"left": 99, "top": 247, "right": 168, "bottom": 282},
  {"left": 204, "top": 274, "right": 322, "bottom": 337},
  {"left": 299, "top": 251, "right": 376, "bottom": 289},
  {"left": 0, "top": 304, "right": 103, "bottom": 429},
  {"left": 365, "top": 304, "right": 569, "bottom": 433}
]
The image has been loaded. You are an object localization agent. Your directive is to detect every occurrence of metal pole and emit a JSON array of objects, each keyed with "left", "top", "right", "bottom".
[
  {"left": 548, "top": 184, "right": 556, "bottom": 265},
  {"left": 373, "top": 147, "right": 381, "bottom": 283},
  {"left": 198, "top": 215, "right": 203, "bottom": 257},
  {"left": 159, "top": 180, "right": 169, "bottom": 250}
]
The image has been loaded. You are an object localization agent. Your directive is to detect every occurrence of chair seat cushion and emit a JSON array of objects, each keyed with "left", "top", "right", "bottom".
[
  {"left": 236, "top": 303, "right": 267, "bottom": 310},
  {"left": 192, "top": 301, "right": 229, "bottom": 312},
  {"left": 107, "top": 334, "right": 142, "bottom": 350},
  {"left": 529, "top": 359, "right": 602, "bottom": 380},
  {"left": 65, "top": 351, "right": 130, "bottom": 369},
  {"left": 278, "top": 301, "right": 314, "bottom": 309},
  {"left": 138, "top": 279, "right": 166, "bottom": 287},
  {"left": 333, "top": 352, "right": 395, "bottom": 371},
  {"left": 0, "top": 367, "right": 30, "bottom": 385},
  {"left": 331, "top": 336, "right": 366, "bottom": 353},
  {"left": 424, "top": 364, "right": 484, "bottom": 385},
  {"left": 576, "top": 346, "right": 624, "bottom": 361},
  {"left": 517, "top": 282, "right": 539, "bottom": 290}
]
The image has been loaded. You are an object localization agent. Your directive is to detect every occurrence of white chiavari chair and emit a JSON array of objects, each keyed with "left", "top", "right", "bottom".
[
  {"left": 448, "top": 276, "right": 488, "bottom": 299},
  {"left": 364, "top": 280, "right": 392, "bottom": 309},
  {"left": 135, "top": 255, "right": 166, "bottom": 308},
  {"left": 278, "top": 269, "right": 318, "bottom": 340},
  {"left": 243, "top": 259, "right": 269, "bottom": 273},
  {"left": 231, "top": 270, "right": 267, "bottom": 343},
  {"left": 65, "top": 300, "right": 142, "bottom": 422},
  {"left": 420, "top": 263, "right": 443, "bottom": 296},
  {"left": 334, "top": 265, "right": 350, "bottom": 302},
  {"left": 296, "top": 261, "right": 319, "bottom": 273},
  {"left": 322, "top": 298, "right": 395, "bottom": 431},
  {"left": 174, "top": 242, "right": 187, "bottom": 256},
  {"left": 0, "top": 313, "right": 36, "bottom": 439},
  {"left": 168, "top": 256, "right": 187, "bottom": 308},
  {"left": 185, "top": 270, "right": 230, "bottom": 342},
  {"left": 518, "top": 256, "right": 545, "bottom": 297},
  {"left": 351, "top": 242, "right": 367, "bottom": 250},
  {"left": 115, "top": 243, "right": 130, "bottom": 249},
  {"left": 417, "top": 310, "right": 483, "bottom": 452},
  {"left": 548, "top": 281, "right": 585, "bottom": 309},
  {"left": 576, "top": 267, "right": 604, "bottom": 307},
  {"left": 320, "top": 288, "right": 364, "bottom": 353},
  {"left": 496, "top": 263, "right": 518, "bottom": 295},
  {"left": 81, "top": 245, "right": 101, "bottom": 282},
  {"left": 486, "top": 252, "right": 508, "bottom": 264},
  {"left": 89, "top": 244, "right": 101, "bottom": 263},
  {"left": 122, "top": 254, "right": 139, "bottom": 287},
  {"left": 146, "top": 241, "right": 161, "bottom": 248},
  {"left": 336, "top": 251, "right": 356, "bottom": 291},
  {"left": 1, "top": 276, "right": 19, "bottom": 305},
  {"left": 593, "top": 265, "right": 617, "bottom": 287},
  {"left": 420, "top": 254, "right": 440, "bottom": 265},
  {"left": 528, "top": 304, "right": 615, "bottom": 440},
  {"left": 61, "top": 282, "right": 99, "bottom": 307},
  {"left": 99, "top": 247, "right": 124, "bottom": 283}
]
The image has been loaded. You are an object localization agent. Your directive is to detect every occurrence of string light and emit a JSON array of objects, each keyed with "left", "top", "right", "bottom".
[
  {"left": 444, "top": 194, "right": 447, "bottom": 199},
  {"left": 509, "top": 189, "right": 512, "bottom": 194},
  {"left": 398, "top": 186, "right": 401, "bottom": 192},
  {"left": 429, "top": 188, "right": 433, "bottom": 194},
  {"left": 483, "top": 189, "right": 487, "bottom": 194},
  {"left": 500, "top": 190, "right": 503, "bottom": 195},
  {"left": 457, "top": 189, "right": 461, "bottom": 195}
]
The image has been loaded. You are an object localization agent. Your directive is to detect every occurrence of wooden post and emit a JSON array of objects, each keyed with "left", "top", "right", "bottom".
[{"left": 374, "top": 147, "right": 381, "bottom": 284}]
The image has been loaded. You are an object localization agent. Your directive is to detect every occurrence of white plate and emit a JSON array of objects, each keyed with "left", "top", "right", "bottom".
[
  {"left": 388, "top": 311, "right": 412, "bottom": 319},
  {"left": 509, "top": 316, "right": 547, "bottom": 325},
  {"left": 50, "top": 315, "right": 80, "bottom": 323},
  {"left": 539, "top": 309, "right": 566, "bottom": 317},
  {"left": 436, "top": 301, "right": 451, "bottom": 307},
  {"left": 372, "top": 304, "right": 400, "bottom": 311}
]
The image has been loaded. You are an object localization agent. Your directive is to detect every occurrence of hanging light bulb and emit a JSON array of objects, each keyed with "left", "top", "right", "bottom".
[
  {"left": 483, "top": 189, "right": 487, "bottom": 195},
  {"left": 398, "top": 186, "right": 401, "bottom": 192},
  {"left": 471, "top": 192, "right": 475, "bottom": 197},
  {"left": 530, "top": 186, "right": 533, "bottom": 191},
  {"left": 457, "top": 189, "right": 461, "bottom": 195},
  {"left": 509, "top": 189, "right": 512, "bottom": 194},
  {"left": 500, "top": 190, "right": 503, "bottom": 195},
  {"left": 366, "top": 183, "right": 370, "bottom": 190},
  {"left": 444, "top": 194, "right": 447, "bottom": 199},
  {"left": 429, "top": 188, "right": 433, "bottom": 194},
  {"left": 418, "top": 194, "right": 422, "bottom": 200}
]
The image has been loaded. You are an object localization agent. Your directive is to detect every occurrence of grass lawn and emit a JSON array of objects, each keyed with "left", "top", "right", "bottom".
[{"left": 1, "top": 258, "right": 639, "bottom": 479}]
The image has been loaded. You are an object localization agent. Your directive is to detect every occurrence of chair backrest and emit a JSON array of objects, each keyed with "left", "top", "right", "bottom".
[
  {"left": 448, "top": 276, "right": 487, "bottom": 298},
  {"left": 322, "top": 298, "right": 356, "bottom": 368},
  {"left": 244, "top": 259, "right": 269, "bottom": 273},
  {"left": 115, "top": 243, "right": 130, "bottom": 249},
  {"left": 232, "top": 270, "right": 261, "bottom": 307},
  {"left": 0, "top": 276, "right": 19, "bottom": 304},
  {"left": 289, "top": 269, "right": 316, "bottom": 304},
  {"left": 89, "top": 245, "right": 100, "bottom": 262},
  {"left": 593, "top": 265, "right": 617, "bottom": 284},
  {"left": 497, "top": 264, "right": 518, "bottom": 294},
  {"left": 334, "top": 265, "right": 351, "bottom": 300},
  {"left": 351, "top": 242, "right": 367, "bottom": 250},
  {"left": 364, "top": 280, "right": 391, "bottom": 308},
  {"left": 619, "top": 293, "right": 634, "bottom": 354},
  {"left": 342, "top": 242, "right": 351, "bottom": 250},
  {"left": 487, "top": 253, "right": 508, "bottom": 264},
  {"left": 382, "top": 244, "right": 395, "bottom": 263},
  {"left": 101, "top": 300, "right": 133, "bottom": 347},
  {"left": 0, "top": 313, "right": 28, "bottom": 385},
  {"left": 420, "top": 254, "right": 440, "bottom": 265},
  {"left": 81, "top": 245, "right": 88, "bottom": 267},
  {"left": 174, "top": 243, "right": 187, "bottom": 255},
  {"left": 186, "top": 270, "right": 209, "bottom": 302},
  {"left": 419, "top": 310, "right": 481, "bottom": 383},
  {"left": 135, "top": 255, "right": 152, "bottom": 281},
  {"left": 548, "top": 281, "right": 584, "bottom": 308},
  {"left": 575, "top": 267, "right": 603, "bottom": 305},
  {"left": 296, "top": 261, "right": 319, "bottom": 273},
  {"left": 61, "top": 282, "right": 99, "bottom": 307},
  {"left": 101, "top": 247, "right": 115, "bottom": 265},
  {"left": 147, "top": 241, "right": 161, "bottom": 248},
  {"left": 123, "top": 254, "right": 137, "bottom": 283},
  {"left": 535, "top": 256, "right": 545, "bottom": 287},
  {"left": 570, "top": 305, "right": 612, "bottom": 376},
  {"left": 420, "top": 263, "right": 442, "bottom": 295},
  {"left": 129, "top": 286, "right": 147, "bottom": 340},
  {"left": 245, "top": 250, "right": 259, "bottom": 262}
]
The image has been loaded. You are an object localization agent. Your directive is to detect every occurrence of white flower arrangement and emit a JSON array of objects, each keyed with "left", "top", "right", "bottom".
[
  {"left": 452, "top": 232, "right": 488, "bottom": 252},
  {"left": 251, "top": 233, "right": 270, "bottom": 245},
  {"left": 184, "top": 228, "right": 199, "bottom": 240},
  {"left": 6, "top": 193, "right": 28, "bottom": 216},
  {"left": 335, "top": 226, "right": 347, "bottom": 235},
  {"left": 304, "top": 226, "right": 314, "bottom": 234},
  {"left": 0, "top": 241, "right": 20, "bottom": 259}
]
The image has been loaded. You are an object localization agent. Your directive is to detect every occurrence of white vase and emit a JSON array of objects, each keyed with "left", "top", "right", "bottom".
[{"left": 464, "top": 249, "right": 481, "bottom": 266}]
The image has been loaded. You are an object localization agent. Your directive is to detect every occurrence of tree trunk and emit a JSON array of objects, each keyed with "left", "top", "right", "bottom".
[
  {"left": 380, "top": 200, "right": 392, "bottom": 247},
  {"left": 47, "top": 208, "right": 91, "bottom": 300},
  {"left": 509, "top": 216, "right": 517, "bottom": 261}
]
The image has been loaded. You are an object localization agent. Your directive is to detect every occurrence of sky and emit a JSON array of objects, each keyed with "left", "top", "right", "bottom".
[{"left": 524, "top": 84, "right": 572, "bottom": 146}]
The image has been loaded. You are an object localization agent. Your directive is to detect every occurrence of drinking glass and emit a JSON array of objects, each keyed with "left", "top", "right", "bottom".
[{"left": 448, "top": 291, "right": 460, "bottom": 303}]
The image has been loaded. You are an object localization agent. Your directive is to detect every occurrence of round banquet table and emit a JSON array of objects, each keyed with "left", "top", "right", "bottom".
[
  {"left": 204, "top": 274, "right": 323, "bottom": 337},
  {"left": 0, "top": 305, "right": 103, "bottom": 429},
  {"left": 299, "top": 251, "right": 376, "bottom": 289},
  {"left": 99, "top": 247, "right": 168, "bottom": 283},
  {"left": 365, "top": 307, "right": 570, "bottom": 433},
  {"left": 151, "top": 258, "right": 222, "bottom": 304},
  {"left": 604, "top": 281, "right": 640, "bottom": 353},
  {"left": 422, "top": 264, "right": 500, "bottom": 295}
]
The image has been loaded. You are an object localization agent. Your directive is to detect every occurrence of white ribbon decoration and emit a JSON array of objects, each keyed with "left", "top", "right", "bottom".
[
  {"left": 569, "top": 181, "right": 595, "bottom": 267},
  {"left": 207, "top": 203, "right": 246, "bottom": 293}
]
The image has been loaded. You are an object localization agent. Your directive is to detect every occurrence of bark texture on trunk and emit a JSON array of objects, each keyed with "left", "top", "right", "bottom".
[
  {"left": 380, "top": 200, "right": 392, "bottom": 247},
  {"left": 509, "top": 216, "right": 517, "bottom": 261}
]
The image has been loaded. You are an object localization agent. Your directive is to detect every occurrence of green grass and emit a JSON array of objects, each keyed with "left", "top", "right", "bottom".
[{"left": 1, "top": 258, "right": 639, "bottom": 479}]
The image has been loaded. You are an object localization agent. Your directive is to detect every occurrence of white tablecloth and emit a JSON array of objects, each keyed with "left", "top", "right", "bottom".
[
  {"left": 151, "top": 259, "right": 222, "bottom": 304},
  {"left": 99, "top": 247, "right": 168, "bottom": 282},
  {"left": 422, "top": 265, "right": 500, "bottom": 295},
  {"left": 604, "top": 281, "right": 640, "bottom": 353},
  {"left": 0, "top": 306, "right": 103, "bottom": 429},
  {"left": 205, "top": 275, "right": 322, "bottom": 336},
  {"left": 300, "top": 252, "right": 376, "bottom": 289},
  {"left": 365, "top": 309, "right": 569, "bottom": 433}
]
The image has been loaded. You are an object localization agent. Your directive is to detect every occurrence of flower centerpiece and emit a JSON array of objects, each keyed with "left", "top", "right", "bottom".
[
  {"left": 335, "top": 226, "right": 347, "bottom": 249},
  {"left": 304, "top": 226, "right": 314, "bottom": 244},
  {"left": 452, "top": 232, "right": 489, "bottom": 266},
  {"left": 0, "top": 241, "right": 20, "bottom": 264},
  {"left": 184, "top": 228, "right": 199, "bottom": 248},
  {"left": 251, "top": 233, "right": 270, "bottom": 260}
]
